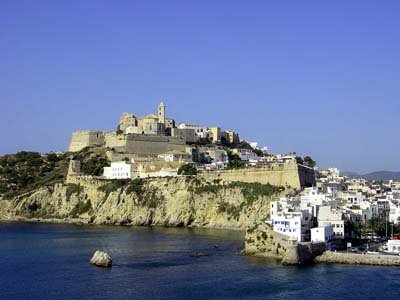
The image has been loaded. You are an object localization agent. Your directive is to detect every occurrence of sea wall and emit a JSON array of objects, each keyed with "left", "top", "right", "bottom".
[
  {"left": 0, "top": 176, "right": 285, "bottom": 230},
  {"left": 314, "top": 251, "right": 400, "bottom": 266}
]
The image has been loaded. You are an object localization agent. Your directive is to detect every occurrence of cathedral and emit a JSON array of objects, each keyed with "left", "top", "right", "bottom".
[{"left": 118, "top": 103, "right": 176, "bottom": 136}]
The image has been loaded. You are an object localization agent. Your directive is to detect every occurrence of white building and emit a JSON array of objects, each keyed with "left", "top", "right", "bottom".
[
  {"left": 387, "top": 239, "right": 400, "bottom": 254},
  {"left": 270, "top": 208, "right": 312, "bottom": 242},
  {"left": 249, "top": 142, "right": 259, "bottom": 149},
  {"left": 177, "top": 123, "right": 208, "bottom": 139},
  {"left": 158, "top": 151, "right": 192, "bottom": 163},
  {"left": 389, "top": 204, "right": 400, "bottom": 224},
  {"left": 358, "top": 201, "right": 379, "bottom": 224},
  {"left": 103, "top": 161, "right": 134, "bottom": 179},
  {"left": 299, "top": 187, "right": 336, "bottom": 218},
  {"left": 317, "top": 206, "right": 345, "bottom": 239},
  {"left": 139, "top": 168, "right": 178, "bottom": 178},
  {"left": 271, "top": 211, "right": 311, "bottom": 242},
  {"left": 232, "top": 149, "right": 259, "bottom": 162},
  {"left": 347, "top": 193, "right": 366, "bottom": 206},
  {"left": 206, "top": 149, "right": 228, "bottom": 164},
  {"left": 311, "top": 226, "right": 334, "bottom": 243}
]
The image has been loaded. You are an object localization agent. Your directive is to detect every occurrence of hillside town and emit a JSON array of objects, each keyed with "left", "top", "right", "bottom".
[
  {"left": 67, "top": 103, "right": 315, "bottom": 184},
  {"left": 68, "top": 103, "right": 400, "bottom": 256},
  {"left": 269, "top": 167, "right": 400, "bottom": 255},
  {"left": 1, "top": 102, "right": 400, "bottom": 258}
]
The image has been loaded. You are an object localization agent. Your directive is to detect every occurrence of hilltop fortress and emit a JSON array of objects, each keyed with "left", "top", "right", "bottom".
[
  {"left": 68, "top": 103, "right": 239, "bottom": 155},
  {"left": 68, "top": 102, "right": 316, "bottom": 190}
]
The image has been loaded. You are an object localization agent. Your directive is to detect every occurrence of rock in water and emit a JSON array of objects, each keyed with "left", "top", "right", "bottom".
[
  {"left": 190, "top": 252, "right": 211, "bottom": 258},
  {"left": 89, "top": 251, "right": 112, "bottom": 268}
]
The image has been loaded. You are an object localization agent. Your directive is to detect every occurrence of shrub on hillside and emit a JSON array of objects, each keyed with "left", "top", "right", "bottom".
[{"left": 178, "top": 164, "right": 197, "bottom": 176}]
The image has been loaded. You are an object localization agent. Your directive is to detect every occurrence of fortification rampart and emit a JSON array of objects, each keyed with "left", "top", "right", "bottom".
[
  {"left": 68, "top": 130, "right": 107, "bottom": 152},
  {"left": 123, "top": 134, "right": 186, "bottom": 155},
  {"left": 66, "top": 174, "right": 111, "bottom": 187},
  {"left": 68, "top": 130, "right": 186, "bottom": 155},
  {"left": 200, "top": 162, "right": 315, "bottom": 189}
]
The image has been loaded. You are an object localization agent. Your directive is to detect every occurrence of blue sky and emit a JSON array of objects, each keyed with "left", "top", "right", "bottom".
[{"left": 1, "top": 1, "right": 399, "bottom": 173}]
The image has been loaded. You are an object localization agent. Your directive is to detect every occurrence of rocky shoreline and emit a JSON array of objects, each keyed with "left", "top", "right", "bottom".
[
  {"left": 2, "top": 217, "right": 400, "bottom": 267},
  {"left": 0, "top": 216, "right": 247, "bottom": 232}
]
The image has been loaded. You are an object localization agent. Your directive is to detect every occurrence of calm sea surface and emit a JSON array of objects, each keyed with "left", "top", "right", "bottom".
[{"left": 0, "top": 222, "right": 399, "bottom": 300}]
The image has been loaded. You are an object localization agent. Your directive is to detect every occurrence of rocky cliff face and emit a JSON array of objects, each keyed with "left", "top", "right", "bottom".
[
  {"left": 242, "top": 223, "right": 288, "bottom": 258},
  {"left": 243, "top": 223, "right": 327, "bottom": 265},
  {"left": 0, "top": 176, "right": 286, "bottom": 230}
]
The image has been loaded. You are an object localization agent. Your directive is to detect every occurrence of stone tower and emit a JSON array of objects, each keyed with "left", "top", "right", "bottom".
[
  {"left": 158, "top": 102, "right": 165, "bottom": 124},
  {"left": 68, "top": 159, "right": 81, "bottom": 176}
]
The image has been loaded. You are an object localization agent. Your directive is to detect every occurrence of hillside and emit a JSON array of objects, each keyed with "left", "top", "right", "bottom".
[{"left": 0, "top": 147, "right": 109, "bottom": 199}]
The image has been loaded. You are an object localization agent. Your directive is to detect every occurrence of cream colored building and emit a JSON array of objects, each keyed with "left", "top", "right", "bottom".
[
  {"left": 68, "top": 102, "right": 241, "bottom": 153},
  {"left": 158, "top": 151, "right": 192, "bottom": 163},
  {"left": 318, "top": 206, "right": 345, "bottom": 239},
  {"left": 120, "top": 102, "right": 175, "bottom": 135}
]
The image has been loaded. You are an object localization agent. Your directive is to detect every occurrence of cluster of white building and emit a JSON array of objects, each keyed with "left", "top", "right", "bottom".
[
  {"left": 268, "top": 187, "right": 344, "bottom": 244},
  {"left": 269, "top": 168, "right": 400, "bottom": 250},
  {"left": 101, "top": 141, "right": 283, "bottom": 179}
]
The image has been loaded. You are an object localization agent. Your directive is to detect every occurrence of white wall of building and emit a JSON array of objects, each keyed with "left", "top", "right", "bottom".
[
  {"left": 311, "top": 226, "right": 334, "bottom": 243},
  {"left": 387, "top": 239, "right": 400, "bottom": 254},
  {"left": 103, "top": 162, "right": 133, "bottom": 179}
]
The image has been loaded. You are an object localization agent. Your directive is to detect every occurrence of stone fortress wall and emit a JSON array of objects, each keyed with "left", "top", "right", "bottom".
[
  {"left": 68, "top": 130, "right": 186, "bottom": 155},
  {"left": 68, "top": 131, "right": 105, "bottom": 152},
  {"left": 123, "top": 134, "right": 186, "bottom": 155},
  {"left": 200, "top": 161, "right": 315, "bottom": 189}
]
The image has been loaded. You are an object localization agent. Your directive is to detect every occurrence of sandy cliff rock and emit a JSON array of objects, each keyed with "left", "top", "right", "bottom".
[
  {"left": 0, "top": 176, "right": 286, "bottom": 230},
  {"left": 90, "top": 251, "right": 112, "bottom": 268},
  {"left": 242, "top": 223, "right": 287, "bottom": 258}
]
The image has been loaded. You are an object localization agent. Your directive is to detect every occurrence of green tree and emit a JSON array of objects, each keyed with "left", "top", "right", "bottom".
[
  {"left": 227, "top": 150, "right": 243, "bottom": 169},
  {"left": 47, "top": 153, "right": 60, "bottom": 162},
  {"left": 237, "top": 141, "right": 253, "bottom": 150},
  {"left": 252, "top": 148, "right": 264, "bottom": 157},
  {"left": 15, "top": 151, "right": 42, "bottom": 167},
  {"left": 295, "top": 156, "right": 304, "bottom": 165},
  {"left": 220, "top": 136, "right": 231, "bottom": 147},
  {"left": 178, "top": 164, "right": 197, "bottom": 176},
  {"left": 345, "top": 220, "right": 363, "bottom": 238},
  {"left": 81, "top": 156, "right": 110, "bottom": 176},
  {"left": 367, "top": 218, "right": 391, "bottom": 238},
  {"left": 303, "top": 156, "right": 316, "bottom": 168},
  {"left": 0, "top": 184, "right": 8, "bottom": 194}
]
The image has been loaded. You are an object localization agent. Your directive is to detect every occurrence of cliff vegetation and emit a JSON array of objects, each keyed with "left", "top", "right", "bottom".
[{"left": 0, "top": 176, "right": 286, "bottom": 230}]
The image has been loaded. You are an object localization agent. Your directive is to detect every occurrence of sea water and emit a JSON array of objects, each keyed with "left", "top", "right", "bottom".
[{"left": 0, "top": 222, "right": 399, "bottom": 300}]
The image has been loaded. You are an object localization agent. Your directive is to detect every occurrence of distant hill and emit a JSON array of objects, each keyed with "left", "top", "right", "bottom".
[{"left": 342, "top": 171, "right": 400, "bottom": 181}]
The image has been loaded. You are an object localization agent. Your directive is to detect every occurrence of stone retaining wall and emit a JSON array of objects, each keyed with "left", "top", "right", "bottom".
[{"left": 315, "top": 251, "right": 400, "bottom": 266}]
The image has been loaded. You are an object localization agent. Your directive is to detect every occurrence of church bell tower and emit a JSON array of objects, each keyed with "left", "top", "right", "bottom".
[{"left": 158, "top": 102, "right": 165, "bottom": 124}]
